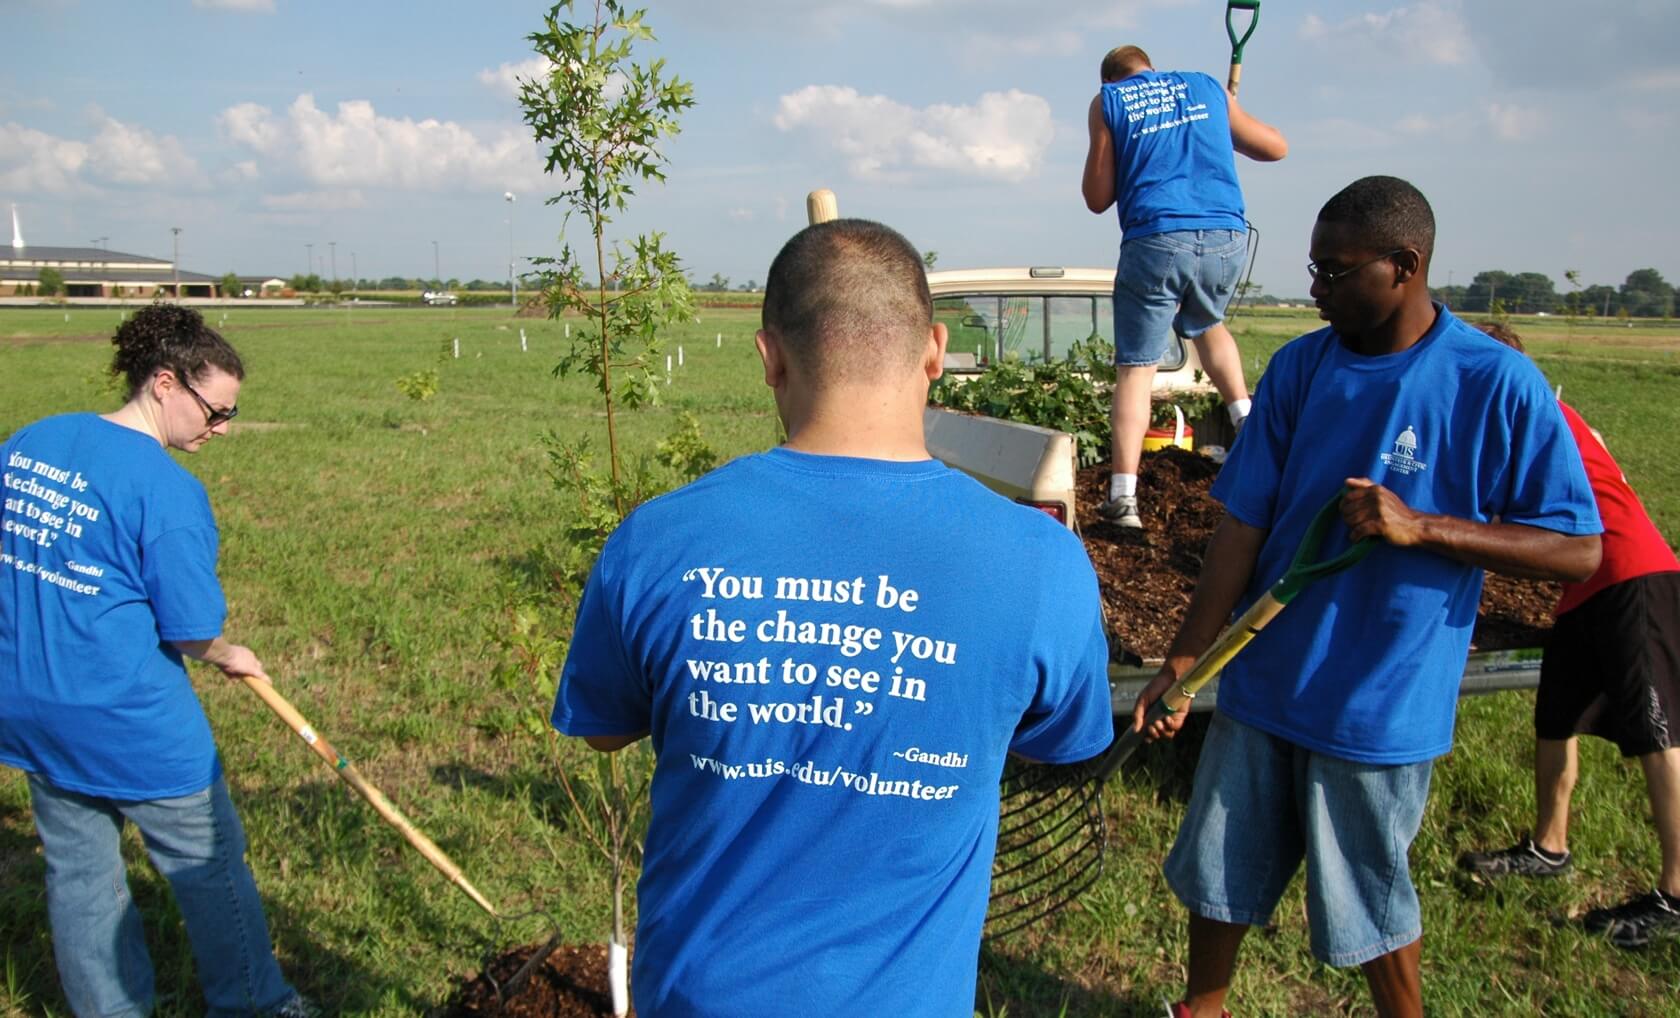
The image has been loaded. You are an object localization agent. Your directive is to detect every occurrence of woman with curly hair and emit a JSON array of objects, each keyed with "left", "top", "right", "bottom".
[{"left": 0, "top": 304, "right": 314, "bottom": 1017}]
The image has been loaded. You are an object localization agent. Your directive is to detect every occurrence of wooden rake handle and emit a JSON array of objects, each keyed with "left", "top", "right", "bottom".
[{"left": 239, "top": 675, "right": 501, "bottom": 918}]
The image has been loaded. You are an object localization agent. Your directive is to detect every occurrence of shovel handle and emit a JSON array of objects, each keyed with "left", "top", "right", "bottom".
[
  {"left": 239, "top": 675, "right": 501, "bottom": 918},
  {"left": 1226, "top": 0, "right": 1261, "bottom": 94},
  {"left": 1097, "top": 489, "right": 1373, "bottom": 779}
]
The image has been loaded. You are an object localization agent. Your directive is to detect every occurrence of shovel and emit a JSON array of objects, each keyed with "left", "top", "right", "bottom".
[
  {"left": 1226, "top": 0, "right": 1261, "bottom": 95},
  {"left": 1098, "top": 486, "right": 1375, "bottom": 778}
]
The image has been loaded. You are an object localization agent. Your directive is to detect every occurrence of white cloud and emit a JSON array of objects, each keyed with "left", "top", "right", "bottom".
[
  {"left": 192, "top": 0, "right": 275, "bottom": 11},
  {"left": 1485, "top": 102, "right": 1543, "bottom": 141},
  {"left": 218, "top": 94, "right": 542, "bottom": 192},
  {"left": 85, "top": 115, "right": 204, "bottom": 186},
  {"left": 1300, "top": 3, "right": 1471, "bottom": 66},
  {"left": 1630, "top": 69, "right": 1680, "bottom": 92},
  {"left": 0, "top": 115, "right": 202, "bottom": 192},
  {"left": 0, "top": 121, "right": 88, "bottom": 192},
  {"left": 477, "top": 56, "right": 555, "bottom": 99},
  {"left": 773, "top": 85, "right": 1053, "bottom": 184},
  {"left": 259, "top": 189, "right": 366, "bottom": 211},
  {"left": 727, "top": 207, "right": 754, "bottom": 222}
]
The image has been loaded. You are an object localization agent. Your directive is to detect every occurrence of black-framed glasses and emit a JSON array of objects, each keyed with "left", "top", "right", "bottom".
[
  {"left": 1307, "top": 249, "right": 1406, "bottom": 288},
  {"left": 177, "top": 375, "right": 239, "bottom": 426}
]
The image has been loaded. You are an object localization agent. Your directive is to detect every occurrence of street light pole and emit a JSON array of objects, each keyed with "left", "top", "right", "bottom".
[
  {"left": 305, "top": 242, "right": 313, "bottom": 281},
  {"left": 329, "top": 240, "right": 337, "bottom": 288},
  {"left": 351, "top": 252, "right": 358, "bottom": 295},
  {"left": 171, "top": 227, "right": 181, "bottom": 299},
  {"left": 504, "top": 191, "right": 516, "bottom": 308},
  {"left": 432, "top": 240, "right": 440, "bottom": 289}
]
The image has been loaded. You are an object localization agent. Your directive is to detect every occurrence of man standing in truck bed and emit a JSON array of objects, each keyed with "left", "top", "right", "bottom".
[{"left": 1081, "top": 44, "right": 1288, "bottom": 528}]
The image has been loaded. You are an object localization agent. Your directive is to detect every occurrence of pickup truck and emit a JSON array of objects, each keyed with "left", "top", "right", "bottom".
[{"left": 919, "top": 264, "right": 1544, "bottom": 709}]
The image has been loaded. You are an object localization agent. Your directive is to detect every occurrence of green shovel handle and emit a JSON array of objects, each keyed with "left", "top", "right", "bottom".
[
  {"left": 1273, "top": 487, "right": 1377, "bottom": 603},
  {"left": 1226, "top": 0, "right": 1261, "bottom": 63}
]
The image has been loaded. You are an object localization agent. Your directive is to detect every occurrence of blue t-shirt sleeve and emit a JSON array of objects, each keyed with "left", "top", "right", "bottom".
[
  {"left": 141, "top": 524, "right": 227, "bottom": 642},
  {"left": 551, "top": 548, "right": 651, "bottom": 737},
  {"left": 1009, "top": 548, "right": 1115, "bottom": 763},
  {"left": 1487, "top": 369, "right": 1601, "bottom": 534}
]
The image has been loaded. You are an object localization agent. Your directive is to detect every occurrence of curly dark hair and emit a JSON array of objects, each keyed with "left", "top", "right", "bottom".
[
  {"left": 110, "top": 303, "right": 244, "bottom": 399},
  {"left": 1318, "top": 175, "right": 1436, "bottom": 260}
]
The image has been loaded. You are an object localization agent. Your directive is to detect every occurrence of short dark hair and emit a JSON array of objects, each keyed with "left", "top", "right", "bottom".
[
  {"left": 1476, "top": 321, "right": 1525, "bottom": 352},
  {"left": 1318, "top": 175, "right": 1436, "bottom": 260},
  {"left": 1100, "top": 46, "right": 1152, "bottom": 82},
  {"left": 110, "top": 303, "right": 245, "bottom": 399},
  {"left": 762, "top": 219, "right": 932, "bottom": 384}
]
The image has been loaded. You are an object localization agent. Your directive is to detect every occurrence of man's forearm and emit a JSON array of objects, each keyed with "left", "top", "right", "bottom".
[{"left": 1413, "top": 516, "right": 1601, "bottom": 582}]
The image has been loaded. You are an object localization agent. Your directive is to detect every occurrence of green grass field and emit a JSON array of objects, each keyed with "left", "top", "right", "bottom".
[{"left": 3, "top": 305, "right": 1679, "bottom": 1016}]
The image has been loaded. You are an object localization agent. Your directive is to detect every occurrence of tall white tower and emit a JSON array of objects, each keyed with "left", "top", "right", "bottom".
[{"left": 9, "top": 204, "right": 22, "bottom": 249}]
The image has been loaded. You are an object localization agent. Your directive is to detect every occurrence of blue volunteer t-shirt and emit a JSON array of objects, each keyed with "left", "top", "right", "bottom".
[
  {"left": 1210, "top": 307, "right": 1600, "bottom": 764},
  {"left": 1, "top": 414, "right": 227, "bottom": 798},
  {"left": 1101, "top": 69, "right": 1246, "bottom": 239},
  {"left": 553, "top": 448, "right": 1114, "bottom": 1017}
]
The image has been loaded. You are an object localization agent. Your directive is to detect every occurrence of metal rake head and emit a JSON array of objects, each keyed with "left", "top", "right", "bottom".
[{"left": 984, "top": 751, "right": 1109, "bottom": 940}]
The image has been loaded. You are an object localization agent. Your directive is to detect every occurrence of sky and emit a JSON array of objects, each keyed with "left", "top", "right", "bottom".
[{"left": 3, "top": 0, "right": 1677, "bottom": 298}]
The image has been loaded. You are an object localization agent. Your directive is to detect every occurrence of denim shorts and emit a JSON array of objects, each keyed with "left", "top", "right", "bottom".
[
  {"left": 1112, "top": 228, "right": 1247, "bottom": 366},
  {"left": 1163, "top": 712, "right": 1434, "bottom": 967}
]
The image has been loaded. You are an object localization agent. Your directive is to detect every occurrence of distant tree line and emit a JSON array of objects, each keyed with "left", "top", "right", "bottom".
[
  {"left": 1435, "top": 268, "right": 1675, "bottom": 318},
  {"left": 279, "top": 275, "right": 530, "bottom": 294}
]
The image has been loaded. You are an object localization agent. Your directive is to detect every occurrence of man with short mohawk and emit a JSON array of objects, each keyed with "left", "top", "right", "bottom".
[{"left": 553, "top": 218, "right": 1113, "bottom": 1017}]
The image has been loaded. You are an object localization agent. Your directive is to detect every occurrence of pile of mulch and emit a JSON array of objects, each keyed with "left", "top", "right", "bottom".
[
  {"left": 1078, "top": 447, "right": 1558, "bottom": 661},
  {"left": 442, "top": 942, "right": 629, "bottom": 1018}
]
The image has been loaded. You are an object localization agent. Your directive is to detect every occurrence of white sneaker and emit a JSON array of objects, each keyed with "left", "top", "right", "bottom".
[{"left": 1097, "top": 496, "right": 1142, "bottom": 529}]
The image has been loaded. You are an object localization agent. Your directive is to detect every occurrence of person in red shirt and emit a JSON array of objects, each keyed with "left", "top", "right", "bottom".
[{"left": 1460, "top": 322, "right": 1680, "bottom": 948}]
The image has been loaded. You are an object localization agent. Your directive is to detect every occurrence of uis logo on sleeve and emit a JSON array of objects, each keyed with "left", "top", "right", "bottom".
[{"left": 1380, "top": 425, "right": 1428, "bottom": 476}]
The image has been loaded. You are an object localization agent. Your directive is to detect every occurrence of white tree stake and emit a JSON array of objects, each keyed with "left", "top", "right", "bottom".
[
  {"left": 453, "top": 338, "right": 460, "bottom": 359},
  {"left": 609, "top": 939, "right": 629, "bottom": 1016},
  {"left": 678, "top": 345, "right": 684, "bottom": 367},
  {"left": 716, "top": 332, "right": 721, "bottom": 347},
  {"left": 519, "top": 328, "right": 528, "bottom": 352},
  {"left": 665, "top": 354, "right": 672, "bottom": 384}
]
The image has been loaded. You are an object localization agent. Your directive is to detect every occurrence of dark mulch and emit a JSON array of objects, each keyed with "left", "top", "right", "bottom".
[
  {"left": 442, "top": 942, "right": 630, "bottom": 1018},
  {"left": 1078, "top": 447, "right": 1558, "bottom": 661}
]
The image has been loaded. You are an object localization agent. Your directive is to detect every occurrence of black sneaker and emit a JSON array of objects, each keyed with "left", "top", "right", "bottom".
[
  {"left": 1457, "top": 836, "right": 1571, "bottom": 878},
  {"left": 1097, "top": 496, "right": 1143, "bottom": 529},
  {"left": 1583, "top": 890, "right": 1680, "bottom": 948}
]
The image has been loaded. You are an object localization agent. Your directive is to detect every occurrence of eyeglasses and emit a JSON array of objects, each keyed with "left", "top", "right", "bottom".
[
  {"left": 177, "top": 375, "right": 239, "bottom": 427},
  {"left": 1306, "top": 249, "right": 1406, "bottom": 288}
]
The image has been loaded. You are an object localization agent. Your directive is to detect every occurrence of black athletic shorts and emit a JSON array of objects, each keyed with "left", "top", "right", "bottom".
[{"left": 1536, "top": 571, "right": 1680, "bottom": 757}]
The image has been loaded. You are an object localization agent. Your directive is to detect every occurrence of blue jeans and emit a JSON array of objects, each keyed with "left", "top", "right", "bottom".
[
  {"left": 1163, "top": 712, "right": 1433, "bottom": 966},
  {"left": 1112, "top": 228, "right": 1247, "bottom": 366},
  {"left": 27, "top": 773, "right": 297, "bottom": 1018}
]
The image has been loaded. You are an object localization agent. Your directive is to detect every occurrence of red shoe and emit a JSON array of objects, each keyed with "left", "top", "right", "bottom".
[{"left": 1168, "top": 1002, "right": 1232, "bottom": 1018}]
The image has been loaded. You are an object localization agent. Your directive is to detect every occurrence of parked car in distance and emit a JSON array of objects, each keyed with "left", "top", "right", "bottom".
[{"left": 422, "top": 290, "right": 458, "bottom": 306}]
